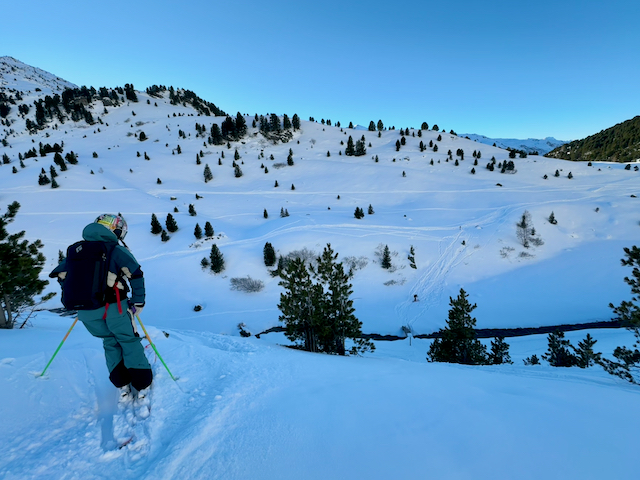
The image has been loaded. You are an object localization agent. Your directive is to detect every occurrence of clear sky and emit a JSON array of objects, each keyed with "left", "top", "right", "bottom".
[{"left": 3, "top": 0, "right": 639, "bottom": 140}]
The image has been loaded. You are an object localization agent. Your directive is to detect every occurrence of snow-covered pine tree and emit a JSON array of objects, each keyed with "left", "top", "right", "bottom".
[{"left": 194, "top": 223, "right": 203, "bottom": 239}]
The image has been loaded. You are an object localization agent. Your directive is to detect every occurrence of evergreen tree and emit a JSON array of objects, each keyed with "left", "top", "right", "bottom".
[
  {"left": 355, "top": 139, "right": 367, "bottom": 156},
  {"left": 161, "top": 230, "right": 170, "bottom": 242},
  {"left": 278, "top": 245, "right": 373, "bottom": 355},
  {"left": 166, "top": 213, "right": 178, "bottom": 233},
  {"left": 209, "top": 244, "right": 225, "bottom": 273},
  {"left": 368, "top": 121, "right": 376, "bottom": 131},
  {"left": 574, "top": 333, "right": 601, "bottom": 368},
  {"left": 150, "top": 213, "right": 162, "bottom": 234},
  {"left": 292, "top": 114, "right": 301, "bottom": 130},
  {"left": 283, "top": 114, "right": 292, "bottom": 130},
  {"left": 204, "top": 221, "right": 214, "bottom": 238},
  {"left": 235, "top": 112, "right": 247, "bottom": 138},
  {"left": 600, "top": 246, "right": 640, "bottom": 383},
  {"left": 278, "top": 258, "right": 322, "bottom": 352},
  {"left": 51, "top": 177, "right": 59, "bottom": 189},
  {"left": 368, "top": 204, "right": 374, "bottom": 215},
  {"left": 312, "top": 244, "right": 374, "bottom": 355},
  {"left": 345, "top": 136, "right": 356, "bottom": 156},
  {"left": 488, "top": 337, "right": 513, "bottom": 364},
  {"left": 381, "top": 245, "right": 392, "bottom": 269},
  {"left": 548, "top": 211, "right": 557, "bottom": 224},
  {"left": 210, "top": 123, "right": 224, "bottom": 145},
  {"left": 203, "top": 164, "right": 213, "bottom": 183},
  {"left": 264, "top": 242, "right": 276, "bottom": 267},
  {"left": 0, "top": 201, "right": 51, "bottom": 328},
  {"left": 377, "top": 119, "right": 384, "bottom": 131},
  {"left": 427, "top": 288, "right": 488, "bottom": 365},
  {"left": 542, "top": 331, "right": 579, "bottom": 367},
  {"left": 194, "top": 223, "right": 203, "bottom": 239},
  {"left": 264, "top": 209, "right": 268, "bottom": 219},
  {"left": 234, "top": 165, "right": 243, "bottom": 177}
]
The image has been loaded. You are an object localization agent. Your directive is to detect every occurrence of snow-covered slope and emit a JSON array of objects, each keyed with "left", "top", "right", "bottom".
[
  {"left": 460, "top": 133, "right": 569, "bottom": 155},
  {"left": 0, "top": 56, "right": 76, "bottom": 94},
  {"left": 1, "top": 61, "right": 639, "bottom": 479}
]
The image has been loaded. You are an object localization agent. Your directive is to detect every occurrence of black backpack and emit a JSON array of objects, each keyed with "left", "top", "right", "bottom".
[{"left": 61, "top": 241, "right": 117, "bottom": 310}]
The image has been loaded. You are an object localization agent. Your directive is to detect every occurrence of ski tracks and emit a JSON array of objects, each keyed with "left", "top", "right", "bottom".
[{"left": 394, "top": 205, "right": 517, "bottom": 332}]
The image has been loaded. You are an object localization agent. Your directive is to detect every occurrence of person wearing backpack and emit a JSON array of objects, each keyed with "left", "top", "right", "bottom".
[{"left": 50, "top": 214, "right": 152, "bottom": 402}]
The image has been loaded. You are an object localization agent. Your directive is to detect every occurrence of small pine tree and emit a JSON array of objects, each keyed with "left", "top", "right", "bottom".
[
  {"left": 51, "top": 177, "right": 59, "bottom": 189},
  {"left": 523, "top": 354, "right": 540, "bottom": 365},
  {"left": 368, "top": 204, "right": 374, "bottom": 215},
  {"left": 204, "top": 164, "right": 213, "bottom": 182},
  {"left": 574, "top": 333, "right": 601, "bottom": 368},
  {"left": 548, "top": 211, "right": 557, "bottom": 224},
  {"left": 189, "top": 204, "right": 197, "bottom": 216},
  {"left": 489, "top": 337, "right": 513, "bottom": 364},
  {"left": 263, "top": 242, "right": 276, "bottom": 267},
  {"left": 263, "top": 209, "right": 268, "bottom": 219},
  {"left": 204, "top": 221, "right": 214, "bottom": 238},
  {"left": 150, "top": 214, "right": 162, "bottom": 234},
  {"left": 542, "top": 331, "right": 579, "bottom": 367},
  {"left": 209, "top": 244, "right": 225, "bottom": 273},
  {"left": 161, "top": 230, "right": 170, "bottom": 242},
  {"left": 194, "top": 223, "right": 203, "bottom": 239},
  {"left": 166, "top": 213, "right": 179, "bottom": 233},
  {"left": 381, "top": 245, "right": 392, "bottom": 269}
]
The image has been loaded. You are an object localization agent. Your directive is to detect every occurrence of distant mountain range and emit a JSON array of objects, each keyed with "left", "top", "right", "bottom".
[
  {"left": 545, "top": 116, "right": 640, "bottom": 162},
  {"left": 459, "top": 134, "right": 569, "bottom": 155}
]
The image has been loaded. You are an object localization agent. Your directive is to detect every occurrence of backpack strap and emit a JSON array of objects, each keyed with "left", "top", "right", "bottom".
[{"left": 101, "top": 284, "right": 124, "bottom": 320}]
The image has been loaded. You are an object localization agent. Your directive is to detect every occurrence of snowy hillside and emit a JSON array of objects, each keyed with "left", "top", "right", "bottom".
[
  {"left": 460, "top": 133, "right": 569, "bottom": 155},
  {"left": 1, "top": 59, "right": 640, "bottom": 479},
  {"left": 0, "top": 56, "right": 77, "bottom": 95}
]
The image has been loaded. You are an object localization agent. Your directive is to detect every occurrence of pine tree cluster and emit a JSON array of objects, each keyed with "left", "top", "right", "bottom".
[{"left": 278, "top": 244, "right": 374, "bottom": 355}]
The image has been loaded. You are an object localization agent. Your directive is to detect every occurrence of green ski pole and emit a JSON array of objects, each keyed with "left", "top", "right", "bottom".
[
  {"left": 40, "top": 317, "right": 79, "bottom": 377},
  {"left": 136, "top": 314, "right": 178, "bottom": 381}
]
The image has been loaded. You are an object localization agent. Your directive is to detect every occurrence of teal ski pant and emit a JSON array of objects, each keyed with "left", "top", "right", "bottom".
[{"left": 79, "top": 303, "right": 151, "bottom": 384}]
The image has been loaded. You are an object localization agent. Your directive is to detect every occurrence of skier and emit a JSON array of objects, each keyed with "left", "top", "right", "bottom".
[{"left": 50, "top": 214, "right": 152, "bottom": 402}]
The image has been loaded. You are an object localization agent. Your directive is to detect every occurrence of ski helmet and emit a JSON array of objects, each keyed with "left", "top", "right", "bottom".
[{"left": 95, "top": 213, "right": 128, "bottom": 240}]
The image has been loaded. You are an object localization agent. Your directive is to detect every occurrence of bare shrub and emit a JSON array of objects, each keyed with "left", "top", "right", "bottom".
[
  {"left": 342, "top": 255, "right": 369, "bottom": 271},
  {"left": 230, "top": 276, "right": 265, "bottom": 293}
]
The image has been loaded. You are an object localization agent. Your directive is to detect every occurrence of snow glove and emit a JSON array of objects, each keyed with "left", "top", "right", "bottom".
[{"left": 128, "top": 301, "right": 145, "bottom": 319}]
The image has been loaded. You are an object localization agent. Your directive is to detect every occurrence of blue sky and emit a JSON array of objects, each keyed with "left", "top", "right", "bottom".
[{"left": 3, "top": 0, "right": 639, "bottom": 140}]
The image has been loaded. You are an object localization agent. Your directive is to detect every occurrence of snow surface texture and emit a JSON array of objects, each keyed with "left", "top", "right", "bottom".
[{"left": 1, "top": 58, "right": 640, "bottom": 479}]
